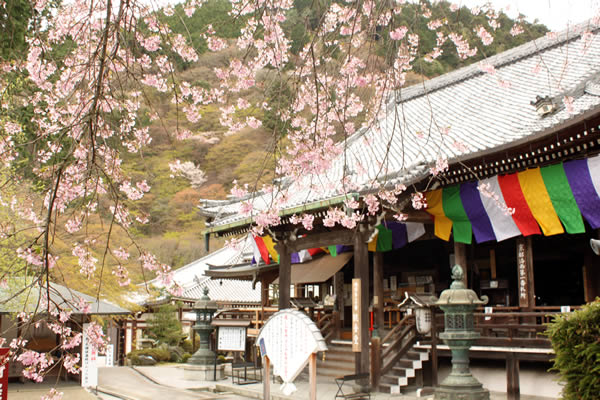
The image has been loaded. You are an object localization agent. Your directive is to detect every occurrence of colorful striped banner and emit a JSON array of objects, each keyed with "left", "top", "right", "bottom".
[
  {"left": 425, "top": 155, "right": 600, "bottom": 243},
  {"left": 367, "top": 222, "right": 426, "bottom": 252}
]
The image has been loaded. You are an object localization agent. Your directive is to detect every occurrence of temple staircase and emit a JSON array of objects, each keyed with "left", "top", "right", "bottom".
[
  {"left": 377, "top": 315, "right": 430, "bottom": 394},
  {"left": 316, "top": 340, "right": 355, "bottom": 378},
  {"left": 378, "top": 347, "right": 429, "bottom": 393}
]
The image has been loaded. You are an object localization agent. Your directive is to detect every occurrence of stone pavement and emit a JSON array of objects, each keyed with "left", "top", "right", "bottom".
[
  {"left": 7, "top": 380, "right": 97, "bottom": 400},
  {"left": 130, "top": 365, "right": 560, "bottom": 400},
  {"left": 6, "top": 365, "right": 560, "bottom": 400}
]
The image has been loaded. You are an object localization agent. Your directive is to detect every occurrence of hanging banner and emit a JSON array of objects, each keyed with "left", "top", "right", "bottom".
[{"left": 352, "top": 278, "right": 361, "bottom": 352}]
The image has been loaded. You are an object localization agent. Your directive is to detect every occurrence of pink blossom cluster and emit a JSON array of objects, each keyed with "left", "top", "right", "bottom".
[
  {"left": 477, "top": 182, "right": 515, "bottom": 216},
  {"left": 411, "top": 192, "right": 427, "bottom": 210}
]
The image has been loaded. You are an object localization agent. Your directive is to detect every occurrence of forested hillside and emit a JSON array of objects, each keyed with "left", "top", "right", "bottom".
[{"left": 0, "top": 0, "right": 548, "bottom": 304}]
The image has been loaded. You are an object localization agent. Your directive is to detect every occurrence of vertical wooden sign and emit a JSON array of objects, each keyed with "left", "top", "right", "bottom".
[
  {"left": 516, "top": 237, "right": 535, "bottom": 309},
  {"left": 352, "top": 278, "right": 361, "bottom": 352}
]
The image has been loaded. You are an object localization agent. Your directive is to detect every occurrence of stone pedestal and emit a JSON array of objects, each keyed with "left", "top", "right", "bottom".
[{"left": 183, "top": 363, "right": 225, "bottom": 381}]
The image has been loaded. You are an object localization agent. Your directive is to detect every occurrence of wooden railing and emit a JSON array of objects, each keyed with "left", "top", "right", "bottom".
[
  {"left": 317, "top": 311, "right": 339, "bottom": 343},
  {"left": 428, "top": 307, "right": 581, "bottom": 348},
  {"left": 380, "top": 314, "right": 417, "bottom": 376}
]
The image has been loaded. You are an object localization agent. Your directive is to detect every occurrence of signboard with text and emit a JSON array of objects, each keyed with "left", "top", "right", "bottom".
[
  {"left": 352, "top": 278, "right": 361, "bottom": 352},
  {"left": 0, "top": 348, "right": 8, "bottom": 400},
  {"left": 256, "top": 309, "right": 327, "bottom": 395},
  {"left": 81, "top": 323, "right": 98, "bottom": 387},
  {"left": 217, "top": 326, "right": 246, "bottom": 352},
  {"left": 105, "top": 344, "right": 114, "bottom": 367},
  {"left": 517, "top": 241, "right": 528, "bottom": 308}
]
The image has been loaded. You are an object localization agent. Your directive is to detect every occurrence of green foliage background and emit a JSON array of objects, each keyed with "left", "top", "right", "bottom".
[{"left": 545, "top": 300, "right": 600, "bottom": 400}]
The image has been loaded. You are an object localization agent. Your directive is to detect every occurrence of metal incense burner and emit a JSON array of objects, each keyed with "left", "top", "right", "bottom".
[{"left": 434, "top": 265, "right": 490, "bottom": 400}]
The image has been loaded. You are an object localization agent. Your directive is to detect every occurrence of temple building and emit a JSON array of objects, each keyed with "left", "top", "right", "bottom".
[{"left": 198, "top": 20, "right": 600, "bottom": 398}]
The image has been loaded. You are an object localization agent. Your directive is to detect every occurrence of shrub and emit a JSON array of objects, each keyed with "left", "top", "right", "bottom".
[
  {"left": 181, "top": 352, "right": 192, "bottom": 363},
  {"left": 126, "top": 346, "right": 172, "bottom": 365},
  {"left": 545, "top": 299, "right": 600, "bottom": 400}
]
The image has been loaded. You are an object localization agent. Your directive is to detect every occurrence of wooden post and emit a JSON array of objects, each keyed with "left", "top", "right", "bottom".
[
  {"left": 334, "top": 271, "right": 345, "bottom": 323},
  {"left": 309, "top": 352, "right": 317, "bottom": 400},
  {"left": 332, "top": 310, "right": 341, "bottom": 340},
  {"left": 373, "top": 252, "right": 384, "bottom": 331},
  {"left": 454, "top": 242, "right": 468, "bottom": 286},
  {"left": 354, "top": 231, "right": 370, "bottom": 376},
  {"left": 583, "top": 232, "right": 600, "bottom": 302},
  {"left": 277, "top": 243, "right": 291, "bottom": 310},
  {"left": 263, "top": 355, "right": 271, "bottom": 400},
  {"left": 506, "top": 352, "right": 520, "bottom": 400},
  {"left": 516, "top": 237, "right": 535, "bottom": 310},
  {"left": 490, "top": 249, "right": 497, "bottom": 280},
  {"left": 430, "top": 307, "right": 438, "bottom": 387},
  {"left": 370, "top": 336, "right": 381, "bottom": 391}
]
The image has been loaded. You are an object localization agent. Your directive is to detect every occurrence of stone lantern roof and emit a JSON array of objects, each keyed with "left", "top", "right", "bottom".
[{"left": 436, "top": 265, "right": 488, "bottom": 306}]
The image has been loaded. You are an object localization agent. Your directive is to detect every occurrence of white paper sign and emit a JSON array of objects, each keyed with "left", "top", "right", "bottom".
[
  {"left": 257, "top": 310, "right": 327, "bottom": 395},
  {"left": 217, "top": 326, "right": 246, "bottom": 351},
  {"left": 105, "top": 344, "right": 114, "bottom": 367},
  {"left": 81, "top": 323, "right": 98, "bottom": 387},
  {"left": 484, "top": 306, "right": 493, "bottom": 321}
]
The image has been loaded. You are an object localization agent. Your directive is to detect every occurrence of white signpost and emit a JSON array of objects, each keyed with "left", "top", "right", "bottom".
[
  {"left": 257, "top": 309, "right": 328, "bottom": 398},
  {"left": 81, "top": 323, "right": 98, "bottom": 388}
]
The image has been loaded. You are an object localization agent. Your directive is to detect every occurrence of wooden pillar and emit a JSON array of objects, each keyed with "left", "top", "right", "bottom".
[
  {"left": 333, "top": 271, "right": 345, "bottom": 322},
  {"left": 309, "top": 353, "right": 317, "bottom": 400},
  {"left": 430, "top": 308, "right": 438, "bottom": 386},
  {"left": 354, "top": 230, "right": 370, "bottom": 376},
  {"left": 373, "top": 252, "right": 384, "bottom": 331},
  {"left": 294, "top": 284, "right": 303, "bottom": 298},
  {"left": 263, "top": 355, "right": 271, "bottom": 400},
  {"left": 506, "top": 352, "right": 520, "bottom": 400},
  {"left": 277, "top": 242, "right": 291, "bottom": 310},
  {"left": 516, "top": 237, "right": 535, "bottom": 310},
  {"left": 370, "top": 335, "right": 381, "bottom": 390},
  {"left": 454, "top": 241, "right": 468, "bottom": 286},
  {"left": 583, "top": 231, "right": 600, "bottom": 302}
]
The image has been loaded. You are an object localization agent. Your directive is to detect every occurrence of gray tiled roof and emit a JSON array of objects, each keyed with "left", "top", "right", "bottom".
[
  {"left": 203, "top": 20, "right": 600, "bottom": 230},
  {"left": 0, "top": 281, "right": 130, "bottom": 315},
  {"left": 181, "top": 278, "right": 261, "bottom": 305}
]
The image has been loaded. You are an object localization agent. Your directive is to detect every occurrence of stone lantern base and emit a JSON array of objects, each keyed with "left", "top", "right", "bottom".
[
  {"left": 434, "top": 382, "right": 489, "bottom": 400},
  {"left": 183, "top": 363, "right": 225, "bottom": 381}
]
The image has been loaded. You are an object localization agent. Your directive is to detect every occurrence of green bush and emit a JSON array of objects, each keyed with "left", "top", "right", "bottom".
[
  {"left": 181, "top": 352, "right": 192, "bottom": 363},
  {"left": 545, "top": 299, "right": 600, "bottom": 400},
  {"left": 126, "top": 346, "right": 172, "bottom": 365}
]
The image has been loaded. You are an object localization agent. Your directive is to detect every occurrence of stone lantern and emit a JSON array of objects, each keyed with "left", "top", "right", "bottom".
[
  {"left": 184, "top": 287, "right": 224, "bottom": 380},
  {"left": 434, "top": 265, "right": 489, "bottom": 400}
]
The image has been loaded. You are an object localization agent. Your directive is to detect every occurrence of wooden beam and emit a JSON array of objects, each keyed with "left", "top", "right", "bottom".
[
  {"left": 454, "top": 241, "right": 468, "bottom": 286},
  {"left": 402, "top": 211, "right": 434, "bottom": 224},
  {"left": 277, "top": 243, "right": 291, "bottom": 310},
  {"left": 286, "top": 230, "right": 354, "bottom": 252},
  {"left": 354, "top": 230, "right": 370, "bottom": 376},
  {"left": 373, "top": 252, "right": 384, "bottom": 331}
]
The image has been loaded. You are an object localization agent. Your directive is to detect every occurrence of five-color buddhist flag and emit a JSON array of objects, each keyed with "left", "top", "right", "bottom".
[{"left": 425, "top": 155, "right": 600, "bottom": 243}]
